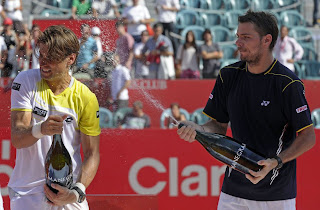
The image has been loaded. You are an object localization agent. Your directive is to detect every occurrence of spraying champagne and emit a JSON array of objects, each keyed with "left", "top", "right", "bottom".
[{"left": 178, "top": 123, "right": 265, "bottom": 174}]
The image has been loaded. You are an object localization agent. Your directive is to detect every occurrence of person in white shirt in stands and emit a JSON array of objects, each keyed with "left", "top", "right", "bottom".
[
  {"left": 3, "top": 0, "right": 24, "bottom": 33},
  {"left": 92, "top": 0, "right": 121, "bottom": 19},
  {"left": 156, "top": 0, "right": 180, "bottom": 55},
  {"left": 121, "top": 0, "right": 145, "bottom": 7},
  {"left": 133, "top": 30, "right": 149, "bottom": 79},
  {"left": 109, "top": 54, "right": 131, "bottom": 111},
  {"left": 122, "top": 0, "right": 153, "bottom": 43},
  {"left": 273, "top": 25, "right": 304, "bottom": 73}
]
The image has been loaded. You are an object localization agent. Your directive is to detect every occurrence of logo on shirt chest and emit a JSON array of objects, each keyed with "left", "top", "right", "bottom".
[
  {"left": 33, "top": 106, "right": 48, "bottom": 117},
  {"left": 12, "top": 82, "right": 21, "bottom": 91},
  {"left": 261, "top": 100, "right": 270, "bottom": 106}
]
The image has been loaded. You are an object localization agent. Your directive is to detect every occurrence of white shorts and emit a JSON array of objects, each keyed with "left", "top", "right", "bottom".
[
  {"left": 9, "top": 188, "right": 89, "bottom": 210},
  {"left": 217, "top": 192, "right": 296, "bottom": 210}
]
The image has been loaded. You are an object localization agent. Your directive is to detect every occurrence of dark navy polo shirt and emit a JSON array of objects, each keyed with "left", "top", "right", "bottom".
[{"left": 203, "top": 59, "right": 313, "bottom": 201}]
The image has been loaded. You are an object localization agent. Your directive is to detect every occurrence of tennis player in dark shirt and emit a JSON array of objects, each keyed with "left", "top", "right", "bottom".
[{"left": 177, "top": 10, "right": 315, "bottom": 210}]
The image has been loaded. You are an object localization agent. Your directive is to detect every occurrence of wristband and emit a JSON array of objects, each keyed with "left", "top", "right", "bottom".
[
  {"left": 71, "top": 189, "right": 80, "bottom": 202},
  {"left": 31, "top": 121, "right": 44, "bottom": 139},
  {"left": 74, "top": 182, "right": 86, "bottom": 193}
]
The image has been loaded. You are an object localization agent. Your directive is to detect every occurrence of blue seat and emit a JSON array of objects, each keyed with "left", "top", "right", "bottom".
[
  {"left": 275, "top": 0, "right": 298, "bottom": 7},
  {"left": 113, "top": 107, "right": 132, "bottom": 127},
  {"left": 293, "top": 62, "right": 303, "bottom": 78},
  {"left": 251, "top": 0, "right": 275, "bottom": 10},
  {"left": 99, "top": 107, "right": 113, "bottom": 128},
  {"left": 224, "top": 0, "right": 250, "bottom": 11},
  {"left": 220, "top": 44, "right": 237, "bottom": 59},
  {"left": 176, "top": 10, "right": 200, "bottom": 30},
  {"left": 280, "top": 10, "right": 306, "bottom": 28},
  {"left": 57, "top": 0, "right": 73, "bottom": 9},
  {"left": 190, "top": 108, "right": 211, "bottom": 125},
  {"left": 200, "top": 13, "right": 224, "bottom": 27},
  {"left": 300, "top": 44, "right": 318, "bottom": 61},
  {"left": 289, "top": 26, "right": 314, "bottom": 48},
  {"left": 298, "top": 60, "right": 320, "bottom": 80},
  {"left": 160, "top": 108, "right": 190, "bottom": 129},
  {"left": 224, "top": 10, "right": 243, "bottom": 30},
  {"left": 199, "top": 0, "right": 224, "bottom": 10},
  {"left": 180, "top": 0, "right": 201, "bottom": 8},
  {"left": 210, "top": 26, "right": 232, "bottom": 43},
  {"left": 180, "top": 25, "right": 205, "bottom": 43},
  {"left": 311, "top": 108, "right": 320, "bottom": 128},
  {"left": 41, "top": 9, "right": 63, "bottom": 17}
]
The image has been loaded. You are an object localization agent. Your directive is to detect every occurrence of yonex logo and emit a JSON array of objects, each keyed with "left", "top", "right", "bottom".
[
  {"left": 209, "top": 94, "right": 213, "bottom": 100},
  {"left": 65, "top": 116, "right": 73, "bottom": 124},
  {"left": 12, "top": 82, "right": 21, "bottom": 91},
  {"left": 261, "top": 100, "right": 270, "bottom": 106},
  {"left": 33, "top": 106, "right": 47, "bottom": 117}
]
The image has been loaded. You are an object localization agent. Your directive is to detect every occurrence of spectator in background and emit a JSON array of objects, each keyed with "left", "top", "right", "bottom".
[
  {"left": 1, "top": 17, "right": 16, "bottom": 50},
  {"left": 176, "top": 30, "right": 200, "bottom": 79},
  {"left": 109, "top": 54, "right": 131, "bottom": 111},
  {"left": 92, "top": 0, "right": 121, "bottom": 19},
  {"left": 142, "top": 23, "right": 174, "bottom": 79},
  {"left": 30, "top": 24, "right": 40, "bottom": 69},
  {"left": 200, "top": 29, "right": 223, "bottom": 79},
  {"left": 122, "top": 0, "right": 153, "bottom": 43},
  {"left": 274, "top": 25, "right": 304, "bottom": 73},
  {"left": 74, "top": 24, "right": 98, "bottom": 78},
  {"left": 2, "top": 0, "right": 24, "bottom": 33},
  {"left": 133, "top": 30, "right": 149, "bottom": 79},
  {"left": 0, "top": 3, "right": 6, "bottom": 19},
  {"left": 115, "top": 20, "right": 134, "bottom": 70},
  {"left": 156, "top": 0, "right": 180, "bottom": 55},
  {"left": 14, "top": 29, "right": 31, "bottom": 73},
  {"left": 91, "top": 26, "right": 106, "bottom": 78},
  {"left": 71, "top": 0, "right": 95, "bottom": 19},
  {"left": 121, "top": 0, "right": 145, "bottom": 7},
  {"left": 0, "top": 31, "right": 8, "bottom": 76},
  {"left": 119, "top": 100, "right": 151, "bottom": 129},
  {"left": 165, "top": 102, "right": 186, "bottom": 128},
  {"left": 313, "top": 0, "right": 319, "bottom": 26}
]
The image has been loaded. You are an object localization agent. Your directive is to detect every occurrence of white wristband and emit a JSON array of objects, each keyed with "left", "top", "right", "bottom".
[
  {"left": 71, "top": 189, "right": 80, "bottom": 202},
  {"left": 74, "top": 182, "right": 86, "bottom": 193},
  {"left": 31, "top": 121, "right": 44, "bottom": 139}
]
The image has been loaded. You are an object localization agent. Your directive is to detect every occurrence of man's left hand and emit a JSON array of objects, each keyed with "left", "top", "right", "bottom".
[
  {"left": 245, "top": 158, "right": 278, "bottom": 184},
  {"left": 44, "top": 184, "right": 77, "bottom": 206}
]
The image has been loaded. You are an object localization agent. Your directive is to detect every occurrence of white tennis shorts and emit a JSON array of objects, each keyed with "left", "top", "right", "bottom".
[
  {"left": 217, "top": 192, "right": 296, "bottom": 210},
  {"left": 9, "top": 188, "right": 89, "bottom": 210}
]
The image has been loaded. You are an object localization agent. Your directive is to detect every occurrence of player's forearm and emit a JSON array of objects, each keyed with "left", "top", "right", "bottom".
[
  {"left": 11, "top": 125, "right": 40, "bottom": 149},
  {"left": 202, "top": 119, "right": 228, "bottom": 135},
  {"left": 278, "top": 126, "right": 315, "bottom": 164},
  {"left": 77, "top": 150, "right": 100, "bottom": 188}
]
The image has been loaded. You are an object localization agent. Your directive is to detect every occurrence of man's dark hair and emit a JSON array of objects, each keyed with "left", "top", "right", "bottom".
[
  {"left": 202, "top": 28, "right": 211, "bottom": 40},
  {"left": 238, "top": 10, "right": 278, "bottom": 50},
  {"left": 115, "top": 20, "right": 124, "bottom": 28},
  {"left": 153, "top": 22, "right": 163, "bottom": 30}
]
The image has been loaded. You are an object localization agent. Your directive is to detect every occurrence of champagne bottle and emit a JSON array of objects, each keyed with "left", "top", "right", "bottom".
[
  {"left": 45, "top": 134, "right": 73, "bottom": 193},
  {"left": 178, "top": 123, "right": 265, "bottom": 174}
]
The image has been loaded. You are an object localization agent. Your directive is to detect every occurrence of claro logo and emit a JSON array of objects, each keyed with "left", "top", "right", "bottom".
[{"left": 129, "top": 157, "right": 226, "bottom": 197}]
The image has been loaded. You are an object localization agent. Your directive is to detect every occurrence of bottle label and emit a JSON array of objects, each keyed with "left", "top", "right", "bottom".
[
  {"left": 228, "top": 143, "right": 246, "bottom": 177},
  {"left": 46, "top": 173, "right": 73, "bottom": 183}
]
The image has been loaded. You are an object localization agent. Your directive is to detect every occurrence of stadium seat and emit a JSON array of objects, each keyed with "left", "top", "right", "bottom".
[
  {"left": 251, "top": 0, "right": 275, "bottom": 10},
  {"left": 199, "top": 0, "right": 224, "bottom": 10},
  {"left": 176, "top": 10, "right": 200, "bottom": 30},
  {"left": 293, "top": 62, "right": 303, "bottom": 78},
  {"left": 57, "top": 0, "right": 73, "bottom": 9},
  {"left": 220, "top": 44, "right": 237, "bottom": 60},
  {"left": 224, "top": 0, "right": 251, "bottom": 11},
  {"left": 289, "top": 26, "right": 314, "bottom": 48},
  {"left": 276, "top": 0, "right": 298, "bottom": 7},
  {"left": 160, "top": 108, "right": 190, "bottom": 129},
  {"left": 224, "top": 10, "right": 244, "bottom": 29},
  {"left": 311, "top": 108, "right": 320, "bottom": 128},
  {"left": 190, "top": 108, "right": 211, "bottom": 125},
  {"left": 99, "top": 107, "right": 114, "bottom": 128},
  {"left": 300, "top": 44, "right": 318, "bottom": 61},
  {"left": 40, "top": 9, "right": 63, "bottom": 17},
  {"left": 180, "top": 0, "right": 201, "bottom": 8},
  {"left": 113, "top": 107, "right": 132, "bottom": 127},
  {"left": 180, "top": 25, "right": 205, "bottom": 43},
  {"left": 200, "top": 13, "right": 224, "bottom": 28},
  {"left": 221, "top": 59, "right": 239, "bottom": 68},
  {"left": 280, "top": 10, "right": 306, "bottom": 28},
  {"left": 210, "top": 26, "right": 232, "bottom": 42},
  {"left": 298, "top": 60, "right": 320, "bottom": 80}
]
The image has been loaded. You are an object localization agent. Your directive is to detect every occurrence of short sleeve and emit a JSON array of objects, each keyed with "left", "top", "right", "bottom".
[
  {"left": 79, "top": 93, "right": 101, "bottom": 136},
  {"left": 283, "top": 81, "right": 313, "bottom": 132},
  {"left": 203, "top": 71, "right": 229, "bottom": 123},
  {"left": 176, "top": 45, "right": 183, "bottom": 60},
  {"left": 11, "top": 71, "right": 33, "bottom": 111}
]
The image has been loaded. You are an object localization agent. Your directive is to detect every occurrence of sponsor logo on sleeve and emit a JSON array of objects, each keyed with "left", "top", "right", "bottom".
[
  {"left": 96, "top": 111, "right": 99, "bottom": 118},
  {"left": 296, "top": 105, "right": 308, "bottom": 114},
  {"left": 209, "top": 94, "right": 213, "bottom": 100},
  {"left": 12, "top": 82, "right": 21, "bottom": 91},
  {"left": 33, "top": 106, "right": 48, "bottom": 117},
  {"left": 65, "top": 116, "right": 73, "bottom": 124}
]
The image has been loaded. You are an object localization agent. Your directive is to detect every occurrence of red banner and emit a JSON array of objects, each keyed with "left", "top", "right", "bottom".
[{"left": 1, "top": 128, "right": 320, "bottom": 210}]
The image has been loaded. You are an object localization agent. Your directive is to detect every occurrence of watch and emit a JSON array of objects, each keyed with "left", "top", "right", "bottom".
[
  {"left": 273, "top": 155, "right": 283, "bottom": 170},
  {"left": 72, "top": 186, "right": 86, "bottom": 203}
]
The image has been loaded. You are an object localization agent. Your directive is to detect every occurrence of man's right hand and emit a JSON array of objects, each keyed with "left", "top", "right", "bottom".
[
  {"left": 177, "top": 121, "right": 200, "bottom": 143},
  {"left": 41, "top": 115, "right": 68, "bottom": 136}
]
